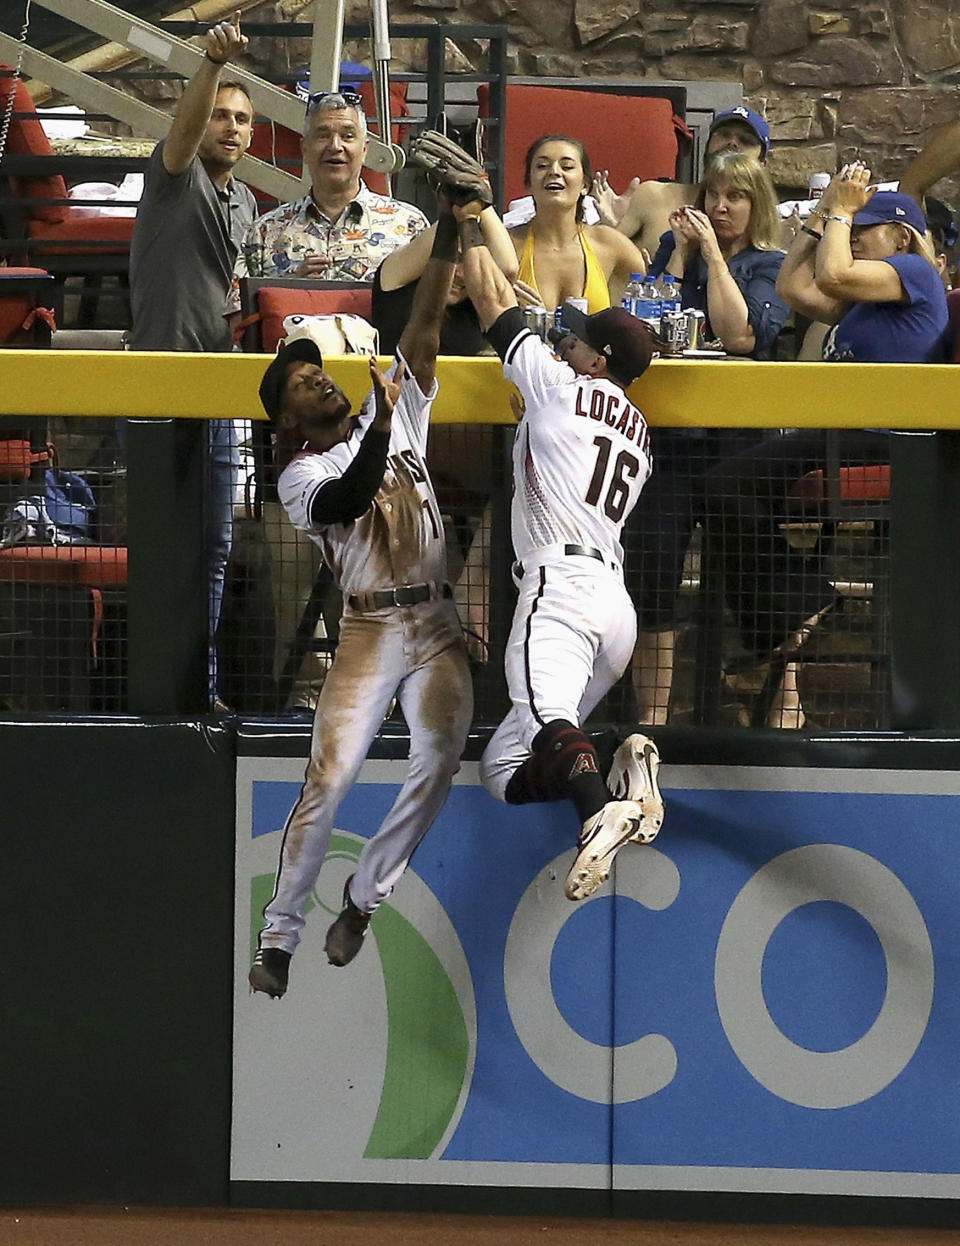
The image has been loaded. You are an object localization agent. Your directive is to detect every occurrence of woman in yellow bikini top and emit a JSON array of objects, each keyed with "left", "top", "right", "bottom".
[{"left": 510, "top": 134, "right": 649, "bottom": 315}]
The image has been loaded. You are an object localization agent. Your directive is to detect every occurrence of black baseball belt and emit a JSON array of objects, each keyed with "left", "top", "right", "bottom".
[
  {"left": 347, "top": 581, "right": 452, "bottom": 612},
  {"left": 512, "top": 544, "right": 606, "bottom": 579}
]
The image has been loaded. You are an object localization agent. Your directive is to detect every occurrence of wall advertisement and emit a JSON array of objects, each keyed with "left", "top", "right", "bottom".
[{"left": 232, "top": 759, "right": 960, "bottom": 1197}]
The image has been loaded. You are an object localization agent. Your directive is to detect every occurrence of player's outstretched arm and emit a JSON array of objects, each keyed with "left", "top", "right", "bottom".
[
  {"left": 457, "top": 211, "right": 519, "bottom": 331},
  {"left": 163, "top": 10, "right": 248, "bottom": 175},
  {"left": 397, "top": 204, "right": 457, "bottom": 392}
]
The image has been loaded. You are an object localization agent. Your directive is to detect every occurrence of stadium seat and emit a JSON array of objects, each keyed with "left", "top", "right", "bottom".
[{"left": 477, "top": 82, "right": 690, "bottom": 208}]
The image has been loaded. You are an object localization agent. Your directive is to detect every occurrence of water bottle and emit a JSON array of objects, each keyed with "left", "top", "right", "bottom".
[
  {"left": 635, "top": 278, "right": 662, "bottom": 330},
  {"left": 620, "top": 272, "right": 645, "bottom": 317},
  {"left": 659, "top": 273, "right": 681, "bottom": 318}
]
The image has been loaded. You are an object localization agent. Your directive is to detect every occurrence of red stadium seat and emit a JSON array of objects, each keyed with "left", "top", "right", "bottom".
[{"left": 477, "top": 83, "right": 690, "bottom": 208}]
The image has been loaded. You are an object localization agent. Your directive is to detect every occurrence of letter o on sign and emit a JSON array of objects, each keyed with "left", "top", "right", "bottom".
[{"left": 715, "top": 844, "right": 934, "bottom": 1109}]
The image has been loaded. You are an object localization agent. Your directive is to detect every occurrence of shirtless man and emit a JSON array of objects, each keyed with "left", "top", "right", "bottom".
[{"left": 595, "top": 106, "right": 770, "bottom": 255}]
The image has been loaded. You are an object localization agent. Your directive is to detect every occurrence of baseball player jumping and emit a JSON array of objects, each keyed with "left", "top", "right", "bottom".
[
  {"left": 249, "top": 186, "right": 478, "bottom": 997},
  {"left": 456, "top": 213, "right": 666, "bottom": 901}
]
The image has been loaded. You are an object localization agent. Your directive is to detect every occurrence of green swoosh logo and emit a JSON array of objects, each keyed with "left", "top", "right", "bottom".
[{"left": 249, "top": 833, "right": 470, "bottom": 1159}]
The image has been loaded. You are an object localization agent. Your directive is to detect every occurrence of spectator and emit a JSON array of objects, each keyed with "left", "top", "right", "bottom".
[
  {"left": 235, "top": 90, "right": 431, "bottom": 711},
  {"left": 625, "top": 152, "right": 789, "bottom": 724},
  {"left": 651, "top": 151, "right": 788, "bottom": 357},
  {"left": 777, "top": 167, "right": 947, "bottom": 364},
  {"left": 594, "top": 106, "right": 770, "bottom": 256},
  {"left": 235, "top": 89, "right": 428, "bottom": 282},
  {"left": 128, "top": 13, "right": 257, "bottom": 711},
  {"left": 510, "top": 134, "right": 648, "bottom": 313},
  {"left": 704, "top": 166, "right": 949, "bottom": 727}
]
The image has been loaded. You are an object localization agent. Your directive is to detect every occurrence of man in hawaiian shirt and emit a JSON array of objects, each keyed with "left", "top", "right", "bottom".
[{"left": 235, "top": 88, "right": 428, "bottom": 283}]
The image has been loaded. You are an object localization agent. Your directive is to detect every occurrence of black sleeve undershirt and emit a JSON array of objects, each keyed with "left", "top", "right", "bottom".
[
  {"left": 308, "top": 424, "right": 390, "bottom": 526},
  {"left": 486, "top": 306, "right": 528, "bottom": 362}
]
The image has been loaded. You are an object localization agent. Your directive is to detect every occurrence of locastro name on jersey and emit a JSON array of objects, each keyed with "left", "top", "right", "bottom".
[{"left": 574, "top": 385, "right": 651, "bottom": 460}]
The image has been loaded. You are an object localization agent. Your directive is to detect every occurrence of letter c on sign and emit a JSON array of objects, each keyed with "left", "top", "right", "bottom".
[
  {"left": 715, "top": 844, "right": 934, "bottom": 1109},
  {"left": 504, "top": 848, "right": 681, "bottom": 1104}
]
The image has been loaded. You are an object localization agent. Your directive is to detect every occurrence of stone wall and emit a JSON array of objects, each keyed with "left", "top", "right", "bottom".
[{"left": 243, "top": 0, "right": 960, "bottom": 202}]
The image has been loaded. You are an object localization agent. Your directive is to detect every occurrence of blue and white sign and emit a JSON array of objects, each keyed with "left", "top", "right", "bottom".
[{"left": 232, "top": 760, "right": 960, "bottom": 1197}]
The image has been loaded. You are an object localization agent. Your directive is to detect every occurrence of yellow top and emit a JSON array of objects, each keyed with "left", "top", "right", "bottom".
[{"left": 517, "top": 224, "right": 611, "bottom": 313}]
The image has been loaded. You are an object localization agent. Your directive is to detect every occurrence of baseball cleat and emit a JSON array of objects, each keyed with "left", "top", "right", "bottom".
[
  {"left": 249, "top": 947, "right": 291, "bottom": 998},
  {"left": 565, "top": 799, "right": 646, "bottom": 901},
  {"left": 606, "top": 733, "right": 664, "bottom": 843},
  {"left": 324, "top": 878, "right": 372, "bottom": 967}
]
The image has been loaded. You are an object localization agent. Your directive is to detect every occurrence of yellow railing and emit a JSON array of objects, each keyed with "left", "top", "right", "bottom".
[{"left": 1, "top": 350, "right": 956, "bottom": 427}]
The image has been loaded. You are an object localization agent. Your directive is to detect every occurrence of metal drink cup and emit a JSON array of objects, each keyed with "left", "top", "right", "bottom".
[
  {"left": 685, "top": 309, "right": 706, "bottom": 351},
  {"left": 522, "top": 306, "right": 550, "bottom": 341}
]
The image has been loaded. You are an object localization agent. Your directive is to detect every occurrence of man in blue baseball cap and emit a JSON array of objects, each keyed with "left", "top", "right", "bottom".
[
  {"left": 594, "top": 103, "right": 771, "bottom": 253},
  {"left": 708, "top": 106, "right": 771, "bottom": 160}
]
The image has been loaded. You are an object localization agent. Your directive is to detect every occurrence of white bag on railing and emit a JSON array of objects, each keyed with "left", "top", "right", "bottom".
[{"left": 281, "top": 312, "right": 379, "bottom": 356}]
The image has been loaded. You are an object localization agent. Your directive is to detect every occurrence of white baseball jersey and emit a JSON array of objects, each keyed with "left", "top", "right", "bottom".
[
  {"left": 277, "top": 356, "right": 448, "bottom": 595},
  {"left": 502, "top": 326, "right": 653, "bottom": 565}
]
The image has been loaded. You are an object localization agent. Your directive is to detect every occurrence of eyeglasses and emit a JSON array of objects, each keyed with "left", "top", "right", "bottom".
[{"left": 305, "top": 89, "right": 364, "bottom": 115}]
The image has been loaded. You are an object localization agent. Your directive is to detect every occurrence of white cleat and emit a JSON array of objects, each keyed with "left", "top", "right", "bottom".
[
  {"left": 565, "top": 799, "right": 646, "bottom": 901},
  {"left": 606, "top": 733, "right": 664, "bottom": 843}
]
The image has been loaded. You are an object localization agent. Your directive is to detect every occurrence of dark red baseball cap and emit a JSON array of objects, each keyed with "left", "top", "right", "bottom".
[{"left": 560, "top": 303, "right": 654, "bottom": 385}]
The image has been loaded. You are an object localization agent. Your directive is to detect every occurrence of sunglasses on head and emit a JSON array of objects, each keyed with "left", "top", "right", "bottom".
[{"left": 305, "top": 89, "right": 364, "bottom": 115}]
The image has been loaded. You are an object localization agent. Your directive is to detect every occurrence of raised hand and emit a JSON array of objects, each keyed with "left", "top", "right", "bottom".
[
  {"left": 831, "top": 161, "right": 876, "bottom": 217},
  {"left": 593, "top": 170, "right": 639, "bottom": 226},
  {"left": 205, "top": 10, "right": 248, "bottom": 64},
  {"left": 369, "top": 354, "right": 406, "bottom": 421},
  {"left": 512, "top": 278, "right": 542, "bottom": 308}
]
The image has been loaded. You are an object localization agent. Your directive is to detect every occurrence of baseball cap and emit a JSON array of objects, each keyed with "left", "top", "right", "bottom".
[
  {"left": 709, "top": 106, "right": 770, "bottom": 156},
  {"left": 558, "top": 303, "right": 654, "bottom": 385},
  {"left": 259, "top": 338, "right": 324, "bottom": 422},
  {"left": 852, "top": 190, "right": 926, "bottom": 235}
]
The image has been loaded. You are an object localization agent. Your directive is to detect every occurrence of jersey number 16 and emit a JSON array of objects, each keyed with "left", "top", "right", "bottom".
[{"left": 585, "top": 435, "right": 641, "bottom": 523}]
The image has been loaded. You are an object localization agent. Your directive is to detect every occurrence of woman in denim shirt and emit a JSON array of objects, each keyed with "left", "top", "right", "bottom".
[{"left": 648, "top": 151, "right": 788, "bottom": 359}]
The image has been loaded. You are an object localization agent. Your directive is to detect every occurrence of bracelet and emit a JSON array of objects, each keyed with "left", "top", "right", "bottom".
[
  {"left": 824, "top": 214, "right": 853, "bottom": 226},
  {"left": 801, "top": 225, "right": 823, "bottom": 240},
  {"left": 204, "top": 51, "right": 227, "bottom": 65}
]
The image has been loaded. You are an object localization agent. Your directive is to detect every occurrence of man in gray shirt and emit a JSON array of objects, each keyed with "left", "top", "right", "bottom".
[{"left": 129, "top": 11, "right": 257, "bottom": 707}]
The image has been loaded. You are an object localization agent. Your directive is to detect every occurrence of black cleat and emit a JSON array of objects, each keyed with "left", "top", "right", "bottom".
[
  {"left": 324, "top": 878, "right": 372, "bottom": 967},
  {"left": 249, "top": 947, "right": 291, "bottom": 998}
]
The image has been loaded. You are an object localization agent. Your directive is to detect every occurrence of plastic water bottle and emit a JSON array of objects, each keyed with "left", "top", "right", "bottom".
[
  {"left": 620, "top": 272, "right": 644, "bottom": 317},
  {"left": 635, "top": 278, "right": 662, "bottom": 330},
  {"left": 659, "top": 273, "right": 681, "bottom": 318}
]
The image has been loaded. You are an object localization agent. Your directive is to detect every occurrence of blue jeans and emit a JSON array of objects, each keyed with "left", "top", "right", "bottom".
[{"left": 207, "top": 418, "right": 241, "bottom": 701}]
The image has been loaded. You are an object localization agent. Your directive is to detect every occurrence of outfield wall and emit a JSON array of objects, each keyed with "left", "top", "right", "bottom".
[{"left": 4, "top": 718, "right": 960, "bottom": 1229}]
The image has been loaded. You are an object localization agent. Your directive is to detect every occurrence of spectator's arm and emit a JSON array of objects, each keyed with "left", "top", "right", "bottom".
[
  {"left": 612, "top": 179, "right": 664, "bottom": 241},
  {"left": 777, "top": 222, "right": 845, "bottom": 323},
  {"left": 163, "top": 12, "right": 247, "bottom": 176},
  {"left": 597, "top": 225, "right": 648, "bottom": 299},
  {"left": 704, "top": 259, "right": 755, "bottom": 354},
  {"left": 815, "top": 219, "right": 907, "bottom": 304},
  {"left": 899, "top": 120, "right": 960, "bottom": 205},
  {"left": 379, "top": 204, "right": 517, "bottom": 293},
  {"left": 814, "top": 164, "right": 907, "bottom": 304}
]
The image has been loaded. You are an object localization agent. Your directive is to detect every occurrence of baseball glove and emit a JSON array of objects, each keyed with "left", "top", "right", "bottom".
[{"left": 407, "top": 129, "right": 493, "bottom": 207}]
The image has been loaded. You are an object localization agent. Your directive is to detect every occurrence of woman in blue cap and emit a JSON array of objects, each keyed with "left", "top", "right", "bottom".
[{"left": 777, "top": 160, "right": 949, "bottom": 362}]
